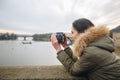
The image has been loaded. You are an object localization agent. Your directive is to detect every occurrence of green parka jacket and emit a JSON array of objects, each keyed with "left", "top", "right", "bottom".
[{"left": 57, "top": 26, "right": 120, "bottom": 80}]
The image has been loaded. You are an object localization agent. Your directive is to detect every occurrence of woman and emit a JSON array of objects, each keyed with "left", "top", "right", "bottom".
[{"left": 51, "top": 18, "right": 120, "bottom": 80}]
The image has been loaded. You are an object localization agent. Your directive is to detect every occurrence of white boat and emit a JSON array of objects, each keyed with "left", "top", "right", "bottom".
[{"left": 22, "top": 41, "right": 32, "bottom": 44}]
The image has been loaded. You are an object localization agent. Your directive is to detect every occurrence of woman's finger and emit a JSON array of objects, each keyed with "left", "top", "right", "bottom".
[{"left": 51, "top": 34, "right": 58, "bottom": 43}]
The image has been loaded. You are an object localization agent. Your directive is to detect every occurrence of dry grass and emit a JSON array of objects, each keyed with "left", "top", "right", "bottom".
[{"left": 0, "top": 66, "right": 86, "bottom": 80}]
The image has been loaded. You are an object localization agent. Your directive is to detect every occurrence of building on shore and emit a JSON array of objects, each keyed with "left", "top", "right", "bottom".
[
  {"left": 110, "top": 25, "right": 120, "bottom": 47},
  {"left": 113, "top": 32, "right": 120, "bottom": 47}
]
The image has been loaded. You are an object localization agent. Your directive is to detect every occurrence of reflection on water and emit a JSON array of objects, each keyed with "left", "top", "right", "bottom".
[{"left": 0, "top": 40, "right": 61, "bottom": 66}]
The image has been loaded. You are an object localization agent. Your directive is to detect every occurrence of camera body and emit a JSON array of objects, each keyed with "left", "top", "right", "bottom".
[
  {"left": 55, "top": 32, "right": 73, "bottom": 45},
  {"left": 56, "top": 32, "right": 66, "bottom": 44}
]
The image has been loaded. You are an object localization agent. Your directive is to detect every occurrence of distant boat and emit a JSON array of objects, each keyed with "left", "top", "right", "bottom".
[{"left": 22, "top": 41, "right": 32, "bottom": 44}]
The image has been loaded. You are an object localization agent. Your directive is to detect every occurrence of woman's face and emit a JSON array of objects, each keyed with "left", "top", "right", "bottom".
[{"left": 71, "top": 26, "right": 80, "bottom": 42}]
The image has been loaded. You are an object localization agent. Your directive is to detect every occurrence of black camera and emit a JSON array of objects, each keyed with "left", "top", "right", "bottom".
[
  {"left": 56, "top": 32, "right": 66, "bottom": 44},
  {"left": 55, "top": 32, "right": 73, "bottom": 45}
]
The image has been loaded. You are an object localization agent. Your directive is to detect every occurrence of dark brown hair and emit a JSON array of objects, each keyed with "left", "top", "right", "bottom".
[{"left": 72, "top": 18, "right": 94, "bottom": 32}]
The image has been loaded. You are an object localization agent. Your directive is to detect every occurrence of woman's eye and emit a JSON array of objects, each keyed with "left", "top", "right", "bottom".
[{"left": 71, "top": 31, "right": 73, "bottom": 34}]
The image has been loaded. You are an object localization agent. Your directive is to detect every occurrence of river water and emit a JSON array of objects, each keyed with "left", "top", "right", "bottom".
[{"left": 0, "top": 40, "right": 61, "bottom": 66}]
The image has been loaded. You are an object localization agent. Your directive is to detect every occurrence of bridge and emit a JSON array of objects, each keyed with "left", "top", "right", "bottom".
[{"left": 16, "top": 34, "right": 33, "bottom": 41}]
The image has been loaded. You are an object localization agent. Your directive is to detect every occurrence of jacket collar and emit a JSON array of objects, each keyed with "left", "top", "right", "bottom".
[{"left": 73, "top": 25, "right": 110, "bottom": 59}]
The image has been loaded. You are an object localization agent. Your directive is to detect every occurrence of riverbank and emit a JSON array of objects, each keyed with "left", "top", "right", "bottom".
[{"left": 0, "top": 65, "right": 86, "bottom": 80}]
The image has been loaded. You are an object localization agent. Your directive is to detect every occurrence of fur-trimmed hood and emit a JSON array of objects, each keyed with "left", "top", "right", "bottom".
[{"left": 72, "top": 25, "right": 113, "bottom": 59}]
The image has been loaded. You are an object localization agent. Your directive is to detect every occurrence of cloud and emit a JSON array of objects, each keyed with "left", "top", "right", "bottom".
[{"left": 0, "top": 0, "right": 120, "bottom": 34}]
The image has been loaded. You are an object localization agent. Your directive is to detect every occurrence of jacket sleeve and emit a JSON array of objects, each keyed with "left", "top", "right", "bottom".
[
  {"left": 57, "top": 50, "right": 97, "bottom": 76},
  {"left": 64, "top": 47, "right": 77, "bottom": 61}
]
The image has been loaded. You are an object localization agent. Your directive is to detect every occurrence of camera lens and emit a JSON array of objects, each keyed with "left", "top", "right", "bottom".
[
  {"left": 56, "top": 32, "right": 65, "bottom": 43},
  {"left": 55, "top": 32, "right": 73, "bottom": 45}
]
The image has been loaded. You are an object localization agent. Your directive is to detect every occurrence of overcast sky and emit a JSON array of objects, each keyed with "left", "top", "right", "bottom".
[{"left": 0, "top": 0, "right": 120, "bottom": 34}]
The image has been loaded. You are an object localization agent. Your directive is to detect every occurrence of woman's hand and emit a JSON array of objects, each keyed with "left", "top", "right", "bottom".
[{"left": 51, "top": 34, "right": 62, "bottom": 52}]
